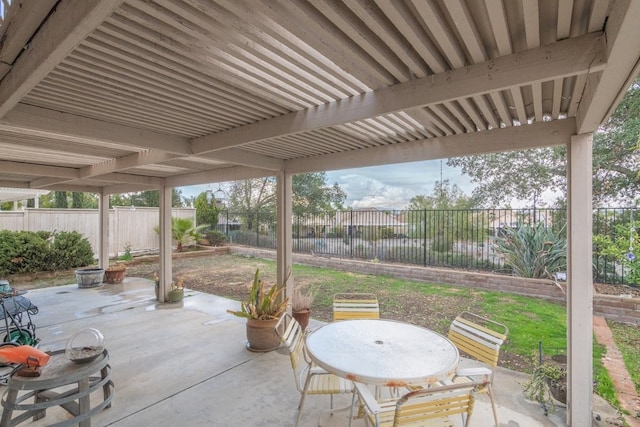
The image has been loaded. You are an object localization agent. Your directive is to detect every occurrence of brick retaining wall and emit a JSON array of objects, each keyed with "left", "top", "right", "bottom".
[{"left": 230, "top": 246, "right": 639, "bottom": 325}]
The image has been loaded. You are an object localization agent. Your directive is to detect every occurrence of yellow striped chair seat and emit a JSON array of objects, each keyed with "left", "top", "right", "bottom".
[{"left": 332, "top": 293, "right": 380, "bottom": 321}]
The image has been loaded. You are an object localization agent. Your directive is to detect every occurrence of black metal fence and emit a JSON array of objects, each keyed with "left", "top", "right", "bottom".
[{"left": 215, "top": 207, "right": 639, "bottom": 286}]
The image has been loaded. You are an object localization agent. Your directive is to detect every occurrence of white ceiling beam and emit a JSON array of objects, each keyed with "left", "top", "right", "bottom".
[
  {"left": 80, "top": 151, "right": 180, "bottom": 178},
  {"left": 0, "top": 104, "right": 191, "bottom": 154},
  {"left": 286, "top": 118, "right": 576, "bottom": 174},
  {"left": 165, "top": 166, "right": 274, "bottom": 188},
  {"left": 29, "top": 177, "right": 73, "bottom": 189},
  {"left": 191, "top": 33, "right": 605, "bottom": 154},
  {"left": 31, "top": 172, "right": 165, "bottom": 189},
  {"left": 0, "top": 181, "right": 29, "bottom": 189},
  {"left": 102, "top": 184, "right": 157, "bottom": 195},
  {"left": 199, "top": 148, "right": 284, "bottom": 171},
  {"left": 0, "top": 0, "right": 124, "bottom": 118},
  {"left": 577, "top": 0, "right": 640, "bottom": 133},
  {"left": 0, "top": 160, "right": 78, "bottom": 179},
  {"left": 86, "top": 173, "right": 165, "bottom": 186}
]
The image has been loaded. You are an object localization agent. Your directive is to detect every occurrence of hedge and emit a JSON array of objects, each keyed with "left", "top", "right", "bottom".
[{"left": 0, "top": 230, "right": 95, "bottom": 276}]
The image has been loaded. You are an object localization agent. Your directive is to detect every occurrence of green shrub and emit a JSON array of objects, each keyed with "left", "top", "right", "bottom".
[
  {"left": 0, "top": 230, "right": 94, "bottom": 276},
  {"left": 50, "top": 231, "right": 95, "bottom": 269},
  {"left": 205, "top": 230, "right": 227, "bottom": 247},
  {"left": 0, "top": 231, "right": 21, "bottom": 275}
]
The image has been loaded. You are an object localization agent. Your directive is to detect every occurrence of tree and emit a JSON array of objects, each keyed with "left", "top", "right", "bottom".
[
  {"left": 227, "top": 178, "right": 276, "bottom": 231},
  {"left": 406, "top": 180, "right": 485, "bottom": 250},
  {"left": 110, "top": 189, "right": 185, "bottom": 208},
  {"left": 54, "top": 191, "right": 68, "bottom": 208},
  {"left": 447, "top": 77, "right": 640, "bottom": 207},
  {"left": 227, "top": 174, "right": 347, "bottom": 231},
  {"left": 193, "top": 192, "right": 219, "bottom": 227},
  {"left": 407, "top": 180, "right": 475, "bottom": 210},
  {"left": 292, "top": 172, "right": 346, "bottom": 215}
]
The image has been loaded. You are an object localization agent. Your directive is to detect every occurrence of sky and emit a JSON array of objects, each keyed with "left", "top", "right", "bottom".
[{"left": 179, "top": 159, "right": 477, "bottom": 210}]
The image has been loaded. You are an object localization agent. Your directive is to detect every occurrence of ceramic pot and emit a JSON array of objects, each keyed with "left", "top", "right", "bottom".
[
  {"left": 292, "top": 309, "right": 311, "bottom": 331},
  {"left": 75, "top": 268, "right": 105, "bottom": 288},
  {"left": 245, "top": 318, "right": 281, "bottom": 352},
  {"left": 168, "top": 288, "right": 184, "bottom": 303}
]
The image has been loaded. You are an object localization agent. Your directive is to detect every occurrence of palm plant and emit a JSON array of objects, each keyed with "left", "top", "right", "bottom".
[
  {"left": 493, "top": 221, "right": 566, "bottom": 279},
  {"left": 154, "top": 217, "right": 207, "bottom": 252}
]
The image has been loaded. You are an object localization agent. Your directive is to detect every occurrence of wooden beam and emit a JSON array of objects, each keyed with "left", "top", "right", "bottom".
[
  {"left": 200, "top": 148, "right": 284, "bottom": 171},
  {"left": 191, "top": 34, "right": 605, "bottom": 154},
  {"left": 0, "top": 160, "right": 78, "bottom": 178},
  {"left": 0, "top": 0, "right": 58, "bottom": 65},
  {"left": 0, "top": 0, "right": 124, "bottom": 118},
  {"left": 577, "top": 0, "right": 640, "bottom": 133},
  {"left": 80, "top": 151, "right": 180, "bottom": 178},
  {"left": 1, "top": 104, "right": 191, "bottom": 154},
  {"left": 286, "top": 118, "right": 576, "bottom": 174},
  {"left": 165, "top": 166, "right": 273, "bottom": 188}
]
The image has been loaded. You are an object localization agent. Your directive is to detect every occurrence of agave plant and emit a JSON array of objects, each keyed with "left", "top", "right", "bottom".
[
  {"left": 227, "top": 269, "right": 288, "bottom": 320},
  {"left": 493, "top": 221, "right": 566, "bottom": 279}
]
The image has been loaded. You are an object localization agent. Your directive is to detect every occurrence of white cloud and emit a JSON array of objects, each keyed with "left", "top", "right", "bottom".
[
  {"left": 178, "top": 160, "right": 477, "bottom": 210},
  {"left": 325, "top": 160, "right": 475, "bottom": 209}
]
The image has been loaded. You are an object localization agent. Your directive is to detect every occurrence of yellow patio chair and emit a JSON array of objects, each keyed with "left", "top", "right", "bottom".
[
  {"left": 447, "top": 311, "right": 509, "bottom": 427},
  {"left": 332, "top": 293, "right": 380, "bottom": 321},
  {"left": 351, "top": 380, "right": 485, "bottom": 427},
  {"left": 276, "top": 313, "right": 354, "bottom": 427}
]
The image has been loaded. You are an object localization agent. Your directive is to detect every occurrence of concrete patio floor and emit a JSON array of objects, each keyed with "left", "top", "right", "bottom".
[{"left": 0, "top": 278, "right": 622, "bottom": 426}]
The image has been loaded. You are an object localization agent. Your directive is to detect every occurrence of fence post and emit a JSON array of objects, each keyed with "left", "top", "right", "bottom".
[{"left": 422, "top": 209, "right": 427, "bottom": 267}]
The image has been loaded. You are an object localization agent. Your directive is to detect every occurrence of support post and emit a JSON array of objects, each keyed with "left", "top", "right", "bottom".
[
  {"left": 158, "top": 186, "right": 172, "bottom": 303},
  {"left": 276, "top": 172, "right": 294, "bottom": 311},
  {"left": 567, "top": 132, "right": 593, "bottom": 425},
  {"left": 98, "top": 192, "right": 109, "bottom": 269}
]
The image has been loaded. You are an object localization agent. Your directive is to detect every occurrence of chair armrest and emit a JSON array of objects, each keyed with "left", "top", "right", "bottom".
[
  {"left": 354, "top": 382, "right": 382, "bottom": 414},
  {"left": 455, "top": 367, "right": 492, "bottom": 378}
]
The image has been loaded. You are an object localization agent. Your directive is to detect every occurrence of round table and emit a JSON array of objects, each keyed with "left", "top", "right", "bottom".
[
  {"left": 305, "top": 319, "right": 459, "bottom": 387},
  {"left": 0, "top": 349, "right": 114, "bottom": 427}
]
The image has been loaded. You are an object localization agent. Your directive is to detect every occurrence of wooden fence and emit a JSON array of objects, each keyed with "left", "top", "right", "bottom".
[{"left": 0, "top": 207, "right": 196, "bottom": 258}]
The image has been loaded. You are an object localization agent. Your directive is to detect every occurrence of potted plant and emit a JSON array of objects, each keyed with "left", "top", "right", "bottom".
[
  {"left": 291, "top": 286, "right": 314, "bottom": 331},
  {"left": 522, "top": 361, "right": 567, "bottom": 414},
  {"left": 227, "top": 268, "right": 288, "bottom": 352},
  {"left": 104, "top": 263, "right": 126, "bottom": 284},
  {"left": 168, "top": 277, "right": 184, "bottom": 303}
]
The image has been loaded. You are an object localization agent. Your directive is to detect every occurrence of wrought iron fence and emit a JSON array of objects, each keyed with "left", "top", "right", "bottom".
[{"left": 213, "top": 207, "right": 638, "bottom": 286}]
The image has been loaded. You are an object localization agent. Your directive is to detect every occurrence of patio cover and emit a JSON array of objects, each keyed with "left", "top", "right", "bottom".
[{"left": 0, "top": 1, "right": 639, "bottom": 424}]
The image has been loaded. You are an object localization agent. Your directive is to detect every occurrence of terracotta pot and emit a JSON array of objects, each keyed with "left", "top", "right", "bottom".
[
  {"left": 292, "top": 309, "right": 311, "bottom": 331},
  {"left": 104, "top": 268, "right": 126, "bottom": 284},
  {"left": 245, "top": 318, "right": 281, "bottom": 352}
]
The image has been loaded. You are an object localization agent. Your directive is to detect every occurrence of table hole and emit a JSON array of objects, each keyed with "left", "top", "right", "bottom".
[{"left": 375, "top": 340, "right": 384, "bottom": 345}]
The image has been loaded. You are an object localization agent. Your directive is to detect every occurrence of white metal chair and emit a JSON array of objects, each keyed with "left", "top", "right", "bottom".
[
  {"left": 447, "top": 311, "right": 509, "bottom": 427},
  {"left": 276, "top": 313, "right": 354, "bottom": 427},
  {"left": 352, "top": 380, "right": 484, "bottom": 427},
  {"left": 332, "top": 293, "right": 380, "bottom": 321}
]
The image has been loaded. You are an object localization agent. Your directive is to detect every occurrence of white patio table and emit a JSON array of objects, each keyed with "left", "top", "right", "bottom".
[{"left": 305, "top": 319, "right": 459, "bottom": 388}]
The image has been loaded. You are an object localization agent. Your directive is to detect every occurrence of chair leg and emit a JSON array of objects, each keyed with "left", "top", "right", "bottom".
[
  {"left": 295, "top": 393, "right": 306, "bottom": 427},
  {"left": 486, "top": 384, "right": 499, "bottom": 427}
]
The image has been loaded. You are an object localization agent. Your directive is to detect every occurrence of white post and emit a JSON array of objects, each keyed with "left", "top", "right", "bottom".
[
  {"left": 567, "top": 133, "right": 593, "bottom": 425},
  {"left": 98, "top": 192, "right": 109, "bottom": 268},
  {"left": 158, "top": 186, "right": 173, "bottom": 303},
  {"left": 276, "top": 172, "right": 294, "bottom": 310}
]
